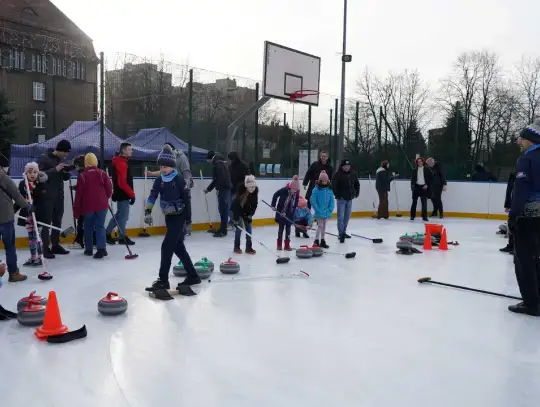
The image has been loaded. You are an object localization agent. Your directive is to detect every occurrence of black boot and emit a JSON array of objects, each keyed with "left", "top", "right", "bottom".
[
  {"left": 302, "top": 231, "right": 310, "bottom": 238},
  {"left": 0, "top": 305, "right": 17, "bottom": 319},
  {"left": 508, "top": 302, "right": 540, "bottom": 316},
  {"left": 179, "top": 274, "right": 202, "bottom": 286},
  {"left": 339, "top": 233, "right": 345, "bottom": 244},
  {"left": 500, "top": 245, "right": 513, "bottom": 253},
  {"left": 118, "top": 237, "right": 135, "bottom": 246},
  {"left": 51, "top": 245, "right": 70, "bottom": 255},
  {"left": 313, "top": 239, "right": 320, "bottom": 247},
  {"left": 106, "top": 234, "right": 117, "bottom": 245},
  {"left": 320, "top": 239, "right": 329, "bottom": 249},
  {"left": 344, "top": 233, "right": 351, "bottom": 239},
  {"left": 93, "top": 249, "right": 108, "bottom": 259},
  {"left": 295, "top": 229, "right": 301, "bottom": 238},
  {"left": 145, "top": 279, "right": 170, "bottom": 292}
]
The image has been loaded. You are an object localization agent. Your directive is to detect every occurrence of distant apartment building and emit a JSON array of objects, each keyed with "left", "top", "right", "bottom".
[{"left": 0, "top": 0, "right": 98, "bottom": 145}]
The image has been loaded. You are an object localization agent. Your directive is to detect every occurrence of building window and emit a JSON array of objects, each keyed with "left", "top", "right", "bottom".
[
  {"left": 33, "top": 82, "right": 45, "bottom": 101},
  {"left": 33, "top": 110, "right": 45, "bottom": 128},
  {"left": 37, "top": 134, "right": 46, "bottom": 143},
  {"left": 81, "top": 63, "right": 85, "bottom": 80},
  {"left": 42, "top": 55, "right": 47, "bottom": 73},
  {"left": 10, "top": 49, "right": 25, "bottom": 70},
  {"left": 67, "top": 61, "right": 73, "bottom": 78},
  {"left": 32, "top": 55, "right": 36, "bottom": 71},
  {"left": 75, "top": 60, "right": 81, "bottom": 79},
  {"left": 52, "top": 57, "right": 56, "bottom": 76},
  {"left": 62, "top": 60, "right": 66, "bottom": 77},
  {"left": 35, "top": 54, "right": 47, "bottom": 74}
]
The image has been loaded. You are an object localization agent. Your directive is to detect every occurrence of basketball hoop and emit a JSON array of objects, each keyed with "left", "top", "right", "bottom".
[{"left": 289, "top": 90, "right": 319, "bottom": 104}]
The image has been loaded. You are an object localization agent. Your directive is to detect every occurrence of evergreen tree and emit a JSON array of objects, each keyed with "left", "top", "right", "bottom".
[
  {"left": 0, "top": 91, "right": 16, "bottom": 157},
  {"left": 404, "top": 119, "right": 427, "bottom": 158}
]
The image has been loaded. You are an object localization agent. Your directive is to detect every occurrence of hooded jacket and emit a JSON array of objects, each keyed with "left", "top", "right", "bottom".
[
  {"left": 332, "top": 167, "right": 360, "bottom": 200},
  {"left": 375, "top": 166, "right": 394, "bottom": 193},
  {"left": 0, "top": 169, "right": 29, "bottom": 224},
  {"left": 232, "top": 184, "right": 258, "bottom": 221},
  {"left": 175, "top": 149, "right": 193, "bottom": 189},
  {"left": 302, "top": 159, "right": 334, "bottom": 200},
  {"left": 74, "top": 166, "right": 113, "bottom": 217},
  {"left": 271, "top": 185, "right": 299, "bottom": 224},
  {"left": 111, "top": 154, "right": 135, "bottom": 201},
  {"left": 310, "top": 184, "right": 335, "bottom": 219},
  {"left": 228, "top": 152, "right": 249, "bottom": 194},
  {"left": 207, "top": 154, "right": 232, "bottom": 192},
  {"left": 37, "top": 148, "right": 70, "bottom": 198},
  {"left": 16, "top": 172, "right": 48, "bottom": 225}
]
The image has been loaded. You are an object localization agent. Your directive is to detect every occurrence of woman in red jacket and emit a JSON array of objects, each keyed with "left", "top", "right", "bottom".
[{"left": 74, "top": 153, "right": 113, "bottom": 259}]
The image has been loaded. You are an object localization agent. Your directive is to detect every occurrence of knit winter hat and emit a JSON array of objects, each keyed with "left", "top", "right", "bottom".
[
  {"left": 24, "top": 162, "right": 39, "bottom": 173},
  {"left": 340, "top": 159, "right": 351, "bottom": 167},
  {"left": 56, "top": 140, "right": 71, "bottom": 153},
  {"left": 84, "top": 153, "right": 98, "bottom": 167},
  {"left": 298, "top": 196, "right": 307, "bottom": 209},
  {"left": 520, "top": 118, "right": 540, "bottom": 144},
  {"left": 288, "top": 175, "right": 300, "bottom": 192},
  {"left": 206, "top": 150, "right": 216, "bottom": 160},
  {"left": 157, "top": 145, "right": 176, "bottom": 168},
  {"left": 318, "top": 170, "right": 329, "bottom": 182},
  {"left": 244, "top": 175, "right": 257, "bottom": 188}
]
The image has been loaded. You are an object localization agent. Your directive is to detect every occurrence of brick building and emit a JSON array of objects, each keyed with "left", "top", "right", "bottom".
[{"left": 0, "top": 0, "right": 97, "bottom": 145}]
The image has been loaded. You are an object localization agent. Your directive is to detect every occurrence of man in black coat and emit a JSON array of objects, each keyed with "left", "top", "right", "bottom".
[
  {"left": 227, "top": 151, "right": 249, "bottom": 228},
  {"left": 426, "top": 157, "right": 447, "bottom": 218},
  {"left": 410, "top": 157, "right": 433, "bottom": 221},
  {"left": 37, "top": 140, "right": 72, "bottom": 258},
  {"left": 500, "top": 172, "right": 516, "bottom": 254},
  {"left": 332, "top": 159, "right": 360, "bottom": 242},
  {"left": 302, "top": 151, "right": 334, "bottom": 208},
  {"left": 204, "top": 150, "right": 232, "bottom": 237}
]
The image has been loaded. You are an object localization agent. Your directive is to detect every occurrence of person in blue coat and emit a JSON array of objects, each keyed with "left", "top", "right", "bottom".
[
  {"left": 508, "top": 118, "right": 540, "bottom": 316},
  {"left": 271, "top": 175, "right": 300, "bottom": 251},
  {"left": 310, "top": 171, "right": 335, "bottom": 248}
]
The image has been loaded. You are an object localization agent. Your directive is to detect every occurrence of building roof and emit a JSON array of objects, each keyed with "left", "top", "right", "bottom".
[{"left": 0, "top": 0, "right": 94, "bottom": 49}]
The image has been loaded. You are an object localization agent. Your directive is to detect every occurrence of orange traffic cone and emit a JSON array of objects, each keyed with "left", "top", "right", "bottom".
[
  {"left": 35, "top": 291, "right": 69, "bottom": 340},
  {"left": 439, "top": 227, "right": 449, "bottom": 251},
  {"left": 423, "top": 230, "right": 432, "bottom": 250}
]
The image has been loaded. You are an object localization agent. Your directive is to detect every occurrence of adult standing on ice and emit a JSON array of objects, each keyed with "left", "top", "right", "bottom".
[
  {"left": 106, "top": 142, "right": 135, "bottom": 246},
  {"left": 302, "top": 151, "right": 333, "bottom": 209},
  {"left": 37, "top": 139, "right": 71, "bottom": 258},
  {"left": 409, "top": 157, "right": 433, "bottom": 222},
  {"left": 375, "top": 160, "right": 395, "bottom": 220},
  {"left": 426, "top": 157, "right": 446, "bottom": 218},
  {"left": 204, "top": 150, "right": 232, "bottom": 237},
  {"left": 332, "top": 159, "right": 359, "bottom": 243},
  {"left": 507, "top": 119, "right": 540, "bottom": 316},
  {"left": 500, "top": 172, "right": 516, "bottom": 255},
  {"left": 144, "top": 145, "right": 201, "bottom": 292}
]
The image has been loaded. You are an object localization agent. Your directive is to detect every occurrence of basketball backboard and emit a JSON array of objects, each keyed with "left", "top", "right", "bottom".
[{"left": 263, "top": 41, "right": 321, "bottom": 106}]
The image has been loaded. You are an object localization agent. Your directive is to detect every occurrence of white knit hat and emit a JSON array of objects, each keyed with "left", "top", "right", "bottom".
[{"left": 244, "top": 175, "right": 257, "bottom": 188}]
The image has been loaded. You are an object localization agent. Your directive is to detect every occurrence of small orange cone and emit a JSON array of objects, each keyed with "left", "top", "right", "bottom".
[
  {"left": 35, "top": 291, "right": 69, "bottom": 340},
  {"left": 439, "top": 227, "right": 449, "bottom": 251},
  {"left": 423, "top": 230, "right": 432, "bottom": 250}
]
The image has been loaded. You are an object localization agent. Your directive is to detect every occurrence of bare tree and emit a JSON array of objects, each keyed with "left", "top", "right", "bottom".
[{"left": 514, "top": 56, "right": 540, "bottom": 125}]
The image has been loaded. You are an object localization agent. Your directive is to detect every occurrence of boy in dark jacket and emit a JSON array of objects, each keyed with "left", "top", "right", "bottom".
[
  {"left": 232, "top": 175, "right": 258, "bottom": 254},
  {"left": 228, "top": 151, "right": 249, "bottom": 229},
  {"left": 375, "top": 160, "right": 395, "bottom": 219},
  {"left": 69, "top": 155, "right": 86, "bottom": 249},
  {"left": 500, "top": 172, "right": 515, "bottom": 254},
  {"left": 271, "top": 175, "right": 300, "bottom": 251},
  {"left": 332, "top": 159, "right": 359, "bottom": 242},
  {"left": 144, "top": 145, "right": 201, "bottom": 292},
  {"left": 37, "top": 140, "right": 71, "bottom": 258},
  {"left": 0, "top": 154, "right": 31, "bottom": 282},
  {"left": 204, "top": 150, "right": 233, "bottom": 237},
  {"left": 508, "top": 119, "right": 540, "bottom": 316}
]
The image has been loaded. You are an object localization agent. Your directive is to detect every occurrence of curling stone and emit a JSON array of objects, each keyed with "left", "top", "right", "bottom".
[
  {"left": 311, "top": 246, "right": 324, "bottom": 257},
  {"left": 17, "top": 302, "right": 46, "bottom": 326},
  {"left": 173, "top": 261, "right": 188, "bottom": 277},
  {"left": 195, "top": 264, "right": 212, "bottom": 279},
  {"left": 17, "top": 291, "right": 47, "bottom": 311},
  {"left": 396, "top": 240, "right": 422, "bottom": 255},
  {"left": 194, "top": 257, "right": 214, "bottom": 272},
  {"left": 412, "top": 234, "right": 437, "bottom": 246},
  {"left": 498, "top": 224, "right": 508, "bottom": 235},
  {"left": 220, "top": 258, "right": 240, "bottom": 275},
  {"left": 296, "top": 246, "right": 313, "bottom": 259},
  {"left": 98, "top": 292, "right": 128, "bottom": 316},
  {"left": 399, "top": 233, "right": 415, "bottom": 242}
]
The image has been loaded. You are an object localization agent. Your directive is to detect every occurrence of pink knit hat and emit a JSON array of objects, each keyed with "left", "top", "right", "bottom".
[
  {"left": 298, "top": 196, "right": 307, "bottom": 209},
  {"left": 287, "top": 175, "right": 300, "bottom": 192},
  {"left": 318, "top": 170, "right": 329, "bottom": 182},
  {"left": 24, "top": 162, "right": 39, "bottom": 173}
]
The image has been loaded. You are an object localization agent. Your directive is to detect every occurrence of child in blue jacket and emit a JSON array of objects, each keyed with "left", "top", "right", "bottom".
[
  {"left": 144, "top": 145, "right": 201, "bottom": 292},
  {"left": 294, "top": 196, "right": 312, "bottom": 238},
  {"left": 310, "top": 171, "right": 335, "bottom": 248}
]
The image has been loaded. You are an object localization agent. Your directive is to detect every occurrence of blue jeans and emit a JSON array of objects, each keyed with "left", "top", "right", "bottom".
[
  {"left": 228, "top": 191, "right": 236, "bottom": 226},
  {"left": 160, "top": 214, "right": 198, "bottom": 281},
  {"left": 84, "top": 210, "right": 107, "bottom": 250},
  {"left": 234, "top": 218, "right": 252, "bottom": 248},
  {"left": 106, "top": 199, "right": 130, "bottom": 237},
  {"left": 0, "top": 221, "right": 17, "bottom": 274},
  {"left": 217, "top": 190, "right": 231, "bottom": 232},
  {"left": 336, "top": 199, "right": 352, "bottom": 234}
]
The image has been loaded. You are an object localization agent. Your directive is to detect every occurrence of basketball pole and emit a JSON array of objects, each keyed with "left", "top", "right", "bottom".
[{"left": 337, "top": 0, "right": 348, "bottom": 165}]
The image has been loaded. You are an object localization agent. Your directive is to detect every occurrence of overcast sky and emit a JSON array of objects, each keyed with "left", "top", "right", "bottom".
[{"left": 52, "top": 0, "right": 540, "bottom": 128}]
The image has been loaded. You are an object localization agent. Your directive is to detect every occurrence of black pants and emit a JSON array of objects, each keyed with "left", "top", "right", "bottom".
[
  {"left": 278, "top": 223, "right": 291, "bottom": 241},
  {"left": 159, "top": 214, "right": 198, "bottom": 281},
  {"left": 217, "top": 190, "right": 230, "bottom": 232},
  {"left": 184, "top": 190, "right": 192, "bottom": 225},
  {"left": 41, "top": 194, "right": 64, "bottom": 250},
  {"left": 431, "top": 189, "right": 444, "bottom": 217},
  {"left": 410, "top": 185, "right": 428, "bottom": 219},
  {"left": 513, "top": 217, "right": 540, "bottom": 307},
  {"left": 295, "top": 219, "right": 308, "bottom": 236}
]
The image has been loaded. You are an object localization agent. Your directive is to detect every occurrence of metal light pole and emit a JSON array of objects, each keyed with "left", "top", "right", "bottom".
[{"left": 337, "top": 0, "right": 349, "bottom": 165}]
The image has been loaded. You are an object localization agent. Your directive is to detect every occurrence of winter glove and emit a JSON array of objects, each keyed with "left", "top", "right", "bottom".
[
  {"left": 144, "top": 210, "right": 153, "bottom": 226},
  {"left": 129, "top": 197, "right": 136, "bottom": 206}
]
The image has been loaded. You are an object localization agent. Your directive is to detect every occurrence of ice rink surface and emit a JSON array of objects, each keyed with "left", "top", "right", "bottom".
[{"left": 1, "top": 217, "right": 540, "bottom": 407}]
